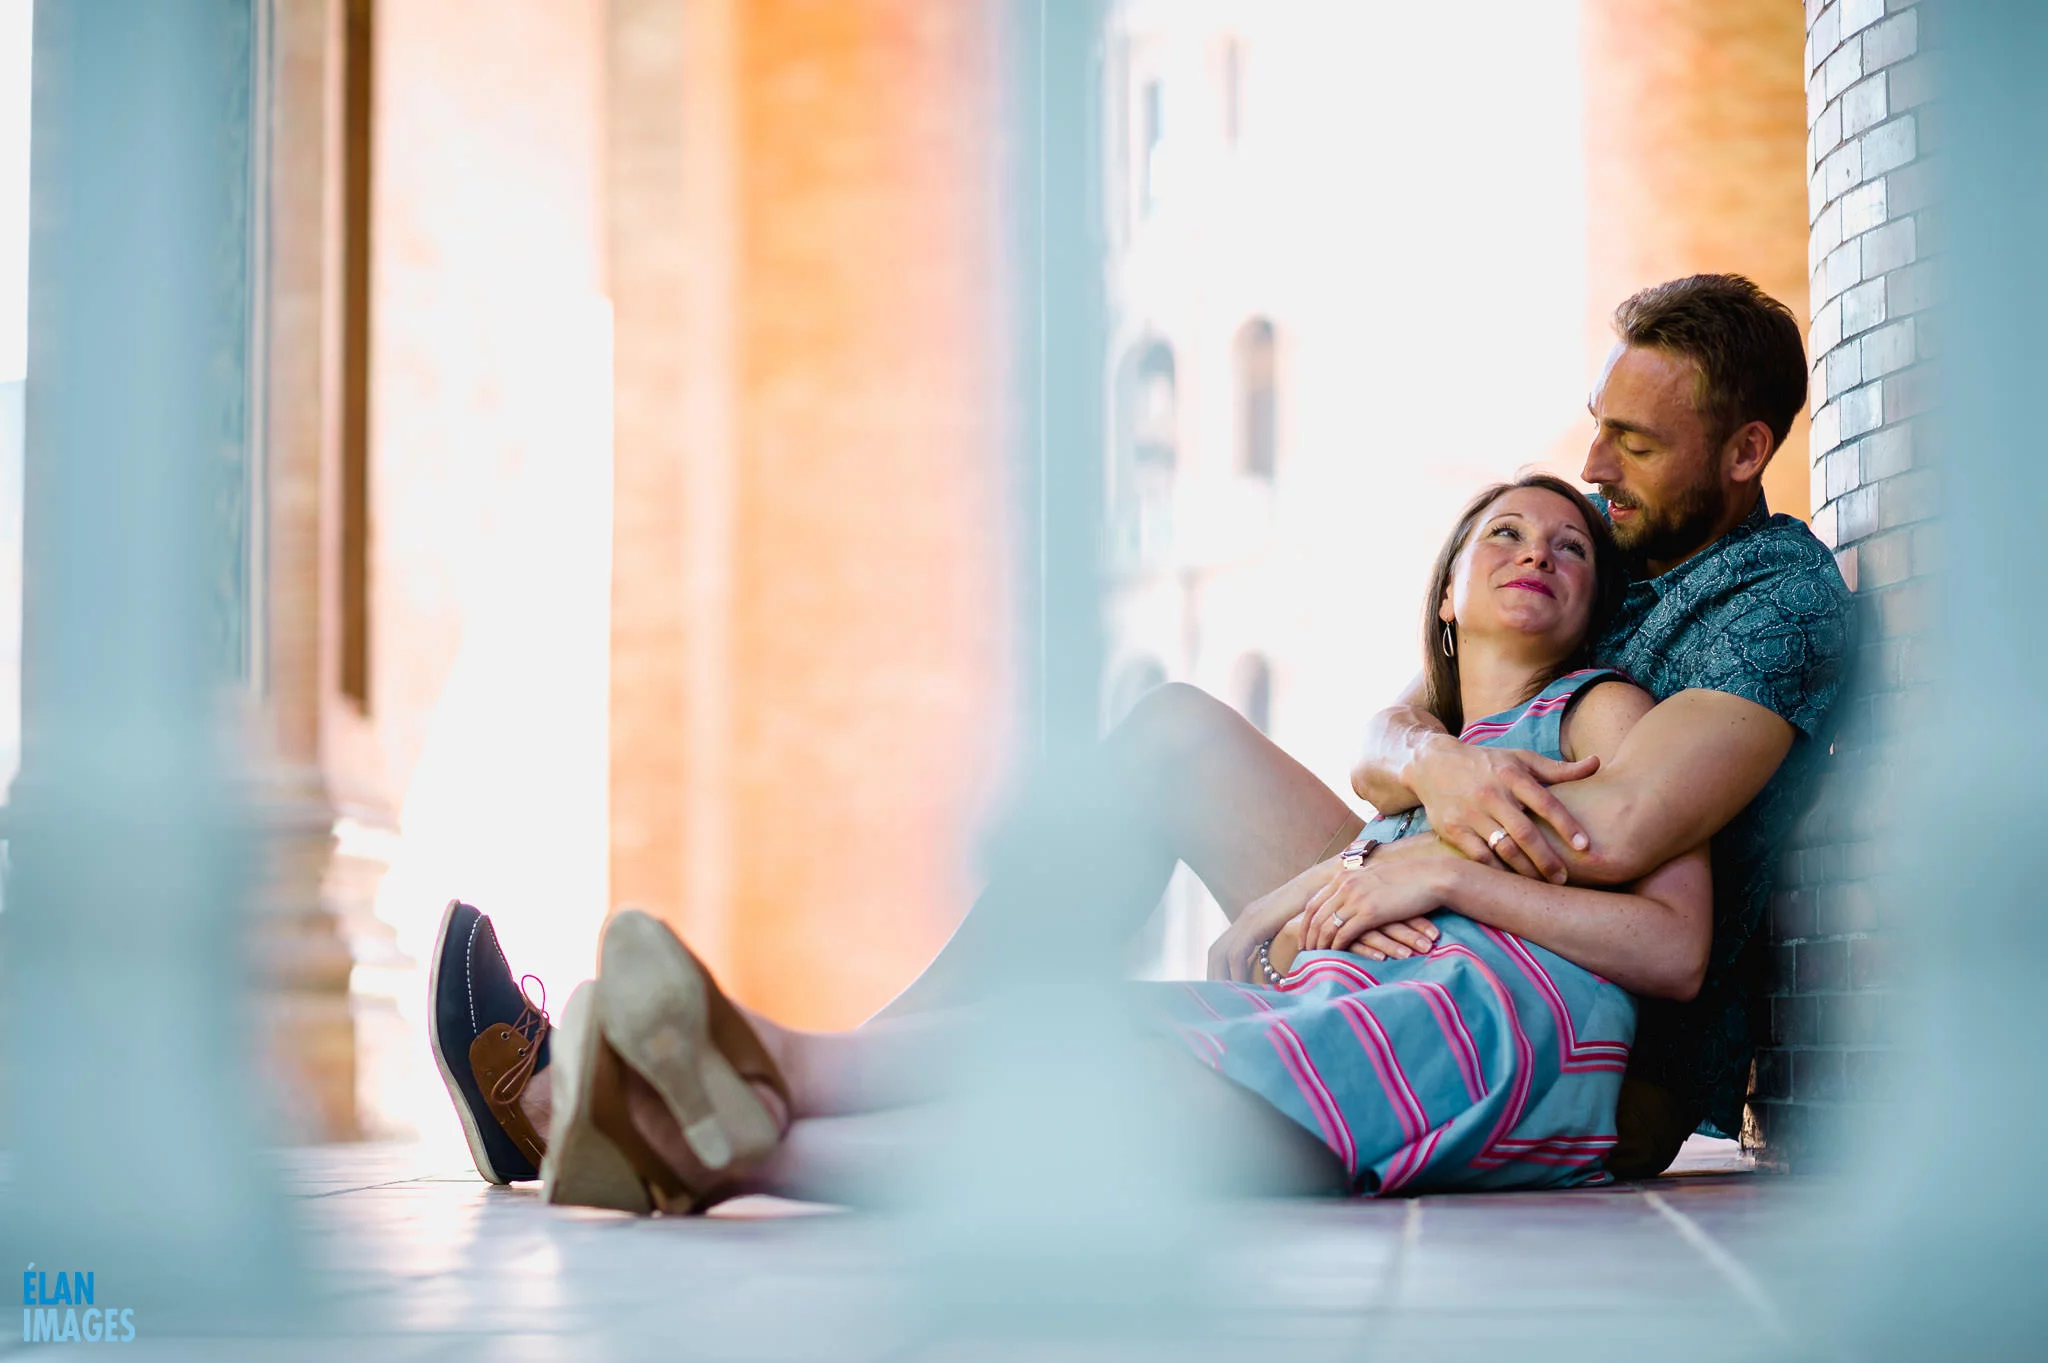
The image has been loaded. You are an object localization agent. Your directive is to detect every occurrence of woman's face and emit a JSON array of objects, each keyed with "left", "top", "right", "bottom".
[{"left": 1439, "top": 486, "right": 1600, "bottom": 661}]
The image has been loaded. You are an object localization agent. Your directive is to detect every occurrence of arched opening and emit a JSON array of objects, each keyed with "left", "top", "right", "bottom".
[
  {"left": 1234, "top": 317, "right": 1276, "bottom": 480},
  {"left": 1130, "top": 339, "right": 1177, "bottom": 467},
  {"left": 1113, "top": 336, "right": 1179, "bottom": 567}
]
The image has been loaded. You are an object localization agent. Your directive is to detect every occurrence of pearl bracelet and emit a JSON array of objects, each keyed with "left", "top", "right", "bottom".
[{"left": 1254, "top": 937, "right": 1285, "bottom": 987}]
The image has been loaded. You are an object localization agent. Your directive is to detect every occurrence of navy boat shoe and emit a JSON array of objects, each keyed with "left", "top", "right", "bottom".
[{"left": 429, "top": 900, "right": 553, "bottom": 1183}]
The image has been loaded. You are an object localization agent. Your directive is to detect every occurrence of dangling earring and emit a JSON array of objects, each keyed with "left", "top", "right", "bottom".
[{"left": 1440, "top": 621, "right": 1456, "bottom": 657}]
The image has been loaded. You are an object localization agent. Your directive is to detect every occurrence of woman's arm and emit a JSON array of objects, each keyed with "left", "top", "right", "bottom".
[
  {"left": 1208, "top": 855, "right": 1442, "bottom": 983},
  {"left": 1291, "top": 848, "right": 1710, "bottom": 999},
  {"left": 1207, "top": 857, "right": 1343, "bottom": 983}
]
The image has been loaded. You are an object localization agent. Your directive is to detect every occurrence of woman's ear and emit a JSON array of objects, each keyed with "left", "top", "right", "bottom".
[{"left": 1437, "top": 592, "right": 1456, "bottom": 624}]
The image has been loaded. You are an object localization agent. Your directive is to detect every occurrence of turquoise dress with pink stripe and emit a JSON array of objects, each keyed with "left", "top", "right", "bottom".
[{"left": 1158, "top": 668, "right": 1639, "bottom": 1194}]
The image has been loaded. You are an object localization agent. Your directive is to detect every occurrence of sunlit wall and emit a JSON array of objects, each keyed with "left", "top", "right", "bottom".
[{"left": 1107, "top": 0, "right": 1593, "bottom": 973}]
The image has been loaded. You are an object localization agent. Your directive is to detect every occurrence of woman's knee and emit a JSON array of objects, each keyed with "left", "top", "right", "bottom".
[{"left": 1116, "top": 682, "right": 1241, "bottom": 762}]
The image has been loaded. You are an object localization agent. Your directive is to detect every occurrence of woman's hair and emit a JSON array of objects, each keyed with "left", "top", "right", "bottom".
[{"left": 1422, "top": 473, "right": 1626, "bottom": 735}]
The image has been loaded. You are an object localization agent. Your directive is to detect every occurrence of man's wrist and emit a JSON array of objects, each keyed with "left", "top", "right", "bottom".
[{"left": 1401, "top": 728, "right": 1460, "bottom": 799}]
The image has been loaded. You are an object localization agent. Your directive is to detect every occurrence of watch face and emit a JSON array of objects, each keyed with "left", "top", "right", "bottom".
[{"left": 1341, "top": 852, "right": 1364, "bottom": 868}]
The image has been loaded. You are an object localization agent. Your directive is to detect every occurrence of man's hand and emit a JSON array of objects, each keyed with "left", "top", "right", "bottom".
[{"left": 1408, "top": 735, "right": 1598, "bottom": 883}]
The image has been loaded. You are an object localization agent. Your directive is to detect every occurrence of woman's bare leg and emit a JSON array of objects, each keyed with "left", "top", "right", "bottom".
[
  {"left": 880, "top": 683, "right": 1364, "bottom": 1017},
  {"left": 743, "top": 1006, "right": 961, "bottom": 1118},
  {"left": 735, "top": 1044, "right": 1348, "bottom": 1206},
  {"left": 513, "top": 995, "right": 964, "bottom": 1141}
]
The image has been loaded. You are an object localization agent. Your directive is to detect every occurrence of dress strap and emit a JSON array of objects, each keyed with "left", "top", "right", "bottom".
[{"left": 1458, "top": 667, "right": 1633, "bottom": 758}]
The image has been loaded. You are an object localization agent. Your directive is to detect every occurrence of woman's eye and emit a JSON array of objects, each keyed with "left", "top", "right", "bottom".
[
  {"left": 1623, "top": 445, "right": 1651, "bottom": 457},
  {"left": 1491, "top": 525, "right": 1520, "bottom": 540},
  {"left": 1560, "top": 540, "right": 1588, "bottom": 558}
]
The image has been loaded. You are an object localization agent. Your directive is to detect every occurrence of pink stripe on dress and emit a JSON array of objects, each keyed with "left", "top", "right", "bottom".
[
  {"left": 1429, "top": 943, "right": 1536, "bottom": 1170},
  {"left": 1278, "top": 956, "right": 1379, "bottom": 993},
  {"left": 1333, "top": 995, "right": 1433, "bottom": 1188},
  {"left": 1261, "top": 1018, "right": 1358, "bottom": 1175},
  {"left": 1486, "top": 928, "right": 1630, "bottom": 1071},
  {"left": 1397, "top": 979, "right": 1488, "bottom": 1105}
]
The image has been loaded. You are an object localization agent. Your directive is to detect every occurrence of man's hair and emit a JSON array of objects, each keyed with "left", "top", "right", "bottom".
[{"left": 1613, "top": 274, "right": 1808, "bottom": 453}]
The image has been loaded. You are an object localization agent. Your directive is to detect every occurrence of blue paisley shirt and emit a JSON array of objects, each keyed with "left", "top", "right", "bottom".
[{"left": 1589, "top": 496, "right": 1854, "bottom": 1137}]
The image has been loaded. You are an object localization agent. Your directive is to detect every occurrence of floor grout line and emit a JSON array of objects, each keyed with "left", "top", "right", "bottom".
[
  {"left": 1640, "top": 1186, "right": 1791, "bottom": 1344},
  {"left": 1370, "top": 1196, "right": 1424, "bottom": 1313},
  {"left": 295, "top": 1174, "right": 461, "bottom": 1199}
]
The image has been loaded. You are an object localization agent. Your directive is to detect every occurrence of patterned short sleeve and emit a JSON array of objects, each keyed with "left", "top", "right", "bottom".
[{"left": 1674, "top": 535, "right": 1854, "bottom": 738}]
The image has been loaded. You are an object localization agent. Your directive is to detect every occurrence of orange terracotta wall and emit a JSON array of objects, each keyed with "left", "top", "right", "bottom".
[
  {"left": 609, "top": 0, "right": 1010, "bottom": 1029},
  {"left": 1581, "top": 0, "right": 1812, "bottom": 519}
]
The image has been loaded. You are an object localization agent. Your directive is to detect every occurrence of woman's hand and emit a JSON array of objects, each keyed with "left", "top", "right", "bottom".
[
  {"left": 1266, "top": 916, "right": 1306, "bottom": 977},
  {"left": 1296, "top": 859, "right": 1456, "bottom": 957},
  {"left": 1207, "top": 913, "right": 1271, "bottom": 983},
  {"left": 1207, "top": 860, "right": 1342, "bottom": 982}
]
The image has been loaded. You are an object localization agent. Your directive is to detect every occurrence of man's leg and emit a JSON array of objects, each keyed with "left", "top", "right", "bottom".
[
  {"left": 881, "top": 683, "right": 1363, "bottom": 1016},
  {"left": 1608, "top": 1076, "right": 1700, "bottom": 1179}
]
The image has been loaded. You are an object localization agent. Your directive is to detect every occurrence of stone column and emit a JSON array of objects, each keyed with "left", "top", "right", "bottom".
[
  {"left": 2, "top": 0, "right": 302, "bottom": 1319},
  {"left": 255, "top": 0, "right": 378, "bottom": 1144},
  {"left": 1751, "top": 0, "right": 1930, "bottom": 1168}
]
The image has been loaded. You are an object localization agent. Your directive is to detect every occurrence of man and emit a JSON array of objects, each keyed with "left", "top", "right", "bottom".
[
  {"left": 431, "top": 272, "right": 1849, "bottom": 1187},
  {"left": 1351, "top": 273, "right": 1853, "bottom": 1176}
]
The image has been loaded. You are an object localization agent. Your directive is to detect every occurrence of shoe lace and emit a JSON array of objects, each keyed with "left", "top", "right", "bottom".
[{"left": 488, "top": 974, "right": 551, "bottom": 1108}]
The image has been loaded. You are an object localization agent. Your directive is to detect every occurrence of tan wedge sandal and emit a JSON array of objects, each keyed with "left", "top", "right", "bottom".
[
  {"left": 591, "top": 909, "right": 791, "bottom": 1212},
  {"left": 540, "top": 981, "right": 651, "bottom": 1213},
  {"left": 543, "top": 975, "right": 780, "bottom": 1214}
]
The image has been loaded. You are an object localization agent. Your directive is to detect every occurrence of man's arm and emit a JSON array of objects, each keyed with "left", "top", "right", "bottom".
[
  {"left": 1286, "top": 841, "right": 1713, "bottom": 1000},
  {"left": 1368, "top": 688, "right": 1796, "bottom": 888},
  {"left": 1352, "top": 675, "right": 1603, "bottom": 882}
]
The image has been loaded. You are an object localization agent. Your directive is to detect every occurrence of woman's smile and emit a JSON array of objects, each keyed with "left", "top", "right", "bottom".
[{"left": 1501, "top": 576, "right": 1556, "bottom": 598}]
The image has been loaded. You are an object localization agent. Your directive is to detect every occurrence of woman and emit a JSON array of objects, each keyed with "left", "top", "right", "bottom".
[
  {"left": 1159, "top": 474, "right": 1711, "bottom": 1191},
  {"left": 516, "top": 474, "right": 1711, "bottom": 1208}
]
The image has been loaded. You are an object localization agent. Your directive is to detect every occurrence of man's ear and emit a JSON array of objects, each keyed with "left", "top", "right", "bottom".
[{"left": 1724, "top": 419, "right": 1775, "bottom": 486}]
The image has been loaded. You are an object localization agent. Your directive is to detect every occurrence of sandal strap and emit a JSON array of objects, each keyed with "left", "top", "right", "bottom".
[{"left": 585, "top": 1028, "right": 738, "bottom": 1213}]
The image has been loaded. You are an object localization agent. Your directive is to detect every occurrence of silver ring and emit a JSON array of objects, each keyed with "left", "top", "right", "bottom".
[
  {"left": 1331, "top": 913, "right": 1346, "bottom": 928},
  {"left": 1486, "top": 828, "right": 1508, "bottom": 851}
]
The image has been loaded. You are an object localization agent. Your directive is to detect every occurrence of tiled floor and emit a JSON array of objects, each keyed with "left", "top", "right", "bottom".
[{"left": 86, "top": 1139, "right": 1841, "bottom": 1362}]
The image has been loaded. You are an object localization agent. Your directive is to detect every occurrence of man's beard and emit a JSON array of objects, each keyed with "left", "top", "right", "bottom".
[{"left": 1601, "top": 475, "right": 1726, "bottom": 565}]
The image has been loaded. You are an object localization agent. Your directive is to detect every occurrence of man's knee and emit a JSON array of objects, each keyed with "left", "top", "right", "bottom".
[{"left": 1609, "top": 1076, "right": 1699, "bottom": 1180}]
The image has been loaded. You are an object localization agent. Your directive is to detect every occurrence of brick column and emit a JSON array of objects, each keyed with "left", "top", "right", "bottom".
[
  {"left": 606, "top": 1, "right": 1011, "bottom": 1029},
  {"left": 1751, "top": 0, "right": 1932, "bottom": 1166}
]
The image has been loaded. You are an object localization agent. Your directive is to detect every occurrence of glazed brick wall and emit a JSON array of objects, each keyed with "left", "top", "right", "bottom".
[{"left": 1749, "top": 0, "right": 1931, "bottom": 1167}]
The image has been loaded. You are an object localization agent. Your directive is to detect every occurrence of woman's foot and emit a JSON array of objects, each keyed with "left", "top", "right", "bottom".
[
  {"left": 543, "top": 910, "right": 792, "bottom": 1213},
  {"left": 619, "top": 1070, "right": 789, "bottom": 1199}
]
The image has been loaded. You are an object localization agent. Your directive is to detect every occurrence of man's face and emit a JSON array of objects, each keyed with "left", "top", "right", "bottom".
[{"left": 1582, "top": 344, "right": 1728, "bottom": 566}]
